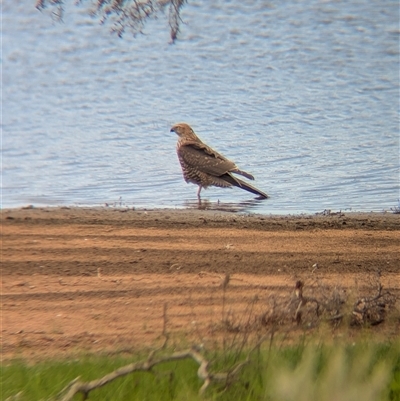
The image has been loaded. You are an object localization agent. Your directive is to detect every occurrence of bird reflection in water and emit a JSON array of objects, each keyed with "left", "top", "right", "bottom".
[{"left": 183, "top": 197, "right": 264, "bottom": 212}]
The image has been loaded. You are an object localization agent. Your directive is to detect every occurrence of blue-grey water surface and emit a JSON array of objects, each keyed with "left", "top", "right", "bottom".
[{"left": 3, "top": 1, "right": 399, "bottom": 214}]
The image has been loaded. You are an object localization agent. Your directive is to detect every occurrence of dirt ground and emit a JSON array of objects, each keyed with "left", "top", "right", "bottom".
[{"left": 2, "top": 207, "right": 399, "bottom": 361}]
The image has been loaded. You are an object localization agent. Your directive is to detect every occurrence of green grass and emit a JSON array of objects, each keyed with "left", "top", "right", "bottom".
[{"left": 2, "top": 341, "right": 399, "bottom": 401}]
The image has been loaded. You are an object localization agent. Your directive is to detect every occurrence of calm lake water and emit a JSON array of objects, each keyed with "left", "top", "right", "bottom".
[{"left": 3, "top": 1, "right": 399, "bottom": 214}]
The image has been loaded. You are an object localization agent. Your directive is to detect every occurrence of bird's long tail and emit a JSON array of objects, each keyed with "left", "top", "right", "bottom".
[{"left": 224, "top": 173, "right": 269, "bottom": 199}]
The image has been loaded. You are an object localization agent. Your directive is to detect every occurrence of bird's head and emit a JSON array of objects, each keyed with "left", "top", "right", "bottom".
[{"left": 170, "top": 123, "right": 199, "bottom": 141}]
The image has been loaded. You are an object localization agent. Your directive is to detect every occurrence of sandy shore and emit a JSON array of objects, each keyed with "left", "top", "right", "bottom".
[{"left": 2, "top": 207, "right": 399, "bottom": 360}]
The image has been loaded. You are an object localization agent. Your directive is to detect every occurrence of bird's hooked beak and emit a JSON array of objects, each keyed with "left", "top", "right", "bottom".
[
  {"left": 171, "top": 123, "right": 189, "bottom": 137},
  {"left": 170, "top": 126, "right": 180, "bottom": 136}
]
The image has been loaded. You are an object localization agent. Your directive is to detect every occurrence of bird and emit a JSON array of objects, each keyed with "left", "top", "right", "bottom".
[{"left": 170, "top": 123, "right": 268, "bottom": 199}]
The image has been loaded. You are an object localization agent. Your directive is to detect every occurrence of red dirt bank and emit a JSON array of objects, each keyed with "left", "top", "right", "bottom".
[{"left": 2, "top": 207, "right": 399, "bottom": 360}]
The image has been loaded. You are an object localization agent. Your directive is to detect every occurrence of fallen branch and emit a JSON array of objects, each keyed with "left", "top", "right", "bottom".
[
  {"left": 47, "top": 299, "right": 264, "bottom": 401},
  {"left": 49, "top": 346, "right": 249, "bottom": 400}
]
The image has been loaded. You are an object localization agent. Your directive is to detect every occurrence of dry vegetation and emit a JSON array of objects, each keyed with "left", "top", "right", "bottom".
[
  {"left": 13, "top": 271, "right": 396, "bottom": 401},
  {"left": 259, "top": 271, "right": 398, "bottom": 329}
]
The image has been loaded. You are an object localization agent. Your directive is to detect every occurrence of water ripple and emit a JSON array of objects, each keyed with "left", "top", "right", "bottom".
[{"left": 2, "top": 0, "right": 399, "bottom": 213}]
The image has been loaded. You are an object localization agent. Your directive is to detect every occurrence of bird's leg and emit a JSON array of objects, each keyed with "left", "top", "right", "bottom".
[{"left": 197, "top": 185, "right": 202, "bottom": 199}]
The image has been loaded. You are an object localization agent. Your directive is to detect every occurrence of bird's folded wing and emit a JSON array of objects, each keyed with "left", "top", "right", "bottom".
[{"left": 179, "top": 143, "right": 237, "bottom": 176}]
